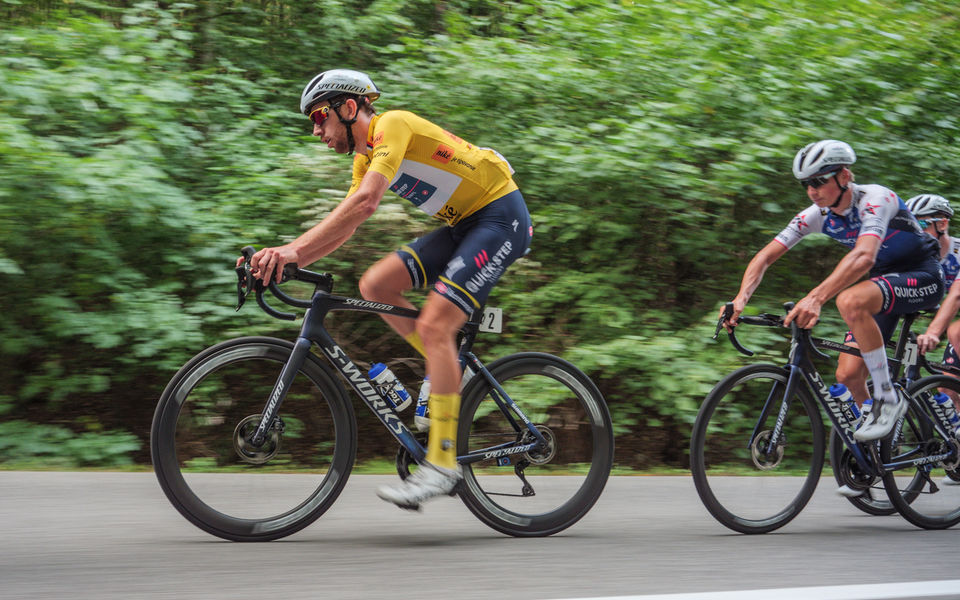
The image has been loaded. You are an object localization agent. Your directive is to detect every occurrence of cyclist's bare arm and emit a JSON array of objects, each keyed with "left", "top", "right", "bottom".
[
  {"left": 248, "top": 171, "right": 390, "bottom": 282},
  {"left": 724, "top": 240, "right": 789, "bottom": 330},
  {"left": 919, "top": 280, "right": 960, "bottom": 353},
  {"left": 784, "top": 234, "right": 880, "bottom": 328}
]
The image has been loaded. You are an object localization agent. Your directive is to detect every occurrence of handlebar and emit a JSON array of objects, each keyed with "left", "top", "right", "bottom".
[
  {"left": 714, "top": 301, "right": 832, "bottom": 362},
  {"left": 236, "top": 246, "right": 334, "bottom": 320}
]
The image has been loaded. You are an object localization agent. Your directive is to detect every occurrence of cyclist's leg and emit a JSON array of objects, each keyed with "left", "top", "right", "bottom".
[
  {"left": 853, "top": 269, "right": 943, "bottom": 439},
  {"left": 359, "top": 227, "right": 458, "bottom": 355},
  {"left": 838, "top": 314, "right": 900, "bottom": 405},
  {"left": 378, "top": 191, "right": 531, "bottom": 508}
]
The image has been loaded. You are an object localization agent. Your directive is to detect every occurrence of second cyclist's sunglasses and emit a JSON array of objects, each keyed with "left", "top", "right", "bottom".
[{"left": 799, "top": 169, "right": 841, "bottom": 190}]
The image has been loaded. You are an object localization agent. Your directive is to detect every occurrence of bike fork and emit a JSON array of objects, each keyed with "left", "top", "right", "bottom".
[{"left": 250, "top": 337, "right": 312, "bottom": 446}]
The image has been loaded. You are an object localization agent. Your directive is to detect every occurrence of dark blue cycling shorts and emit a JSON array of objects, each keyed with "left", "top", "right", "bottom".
[
  {"left": 844, "top": 259, "right": 944, "bottom": 344},
  {"left": 397, "top": 189, "right": 532, "bottom": 316}
]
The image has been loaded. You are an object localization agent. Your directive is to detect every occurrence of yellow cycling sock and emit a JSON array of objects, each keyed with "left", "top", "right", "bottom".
[
  {"left": 404, "top": 331, "right": 427, "bottom": 358},
  {"left": 426, "top": 393, "right": 460, "bottom": 470}
]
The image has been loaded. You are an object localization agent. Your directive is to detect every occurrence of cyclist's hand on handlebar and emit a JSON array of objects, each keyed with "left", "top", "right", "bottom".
[
  {"left": 719, "top": 299, "right": 744, "bottom": 333},
  {"left": 246, "top": 245, "right": 300, "bottom": 284},
  {"left": 917, "top": 332, "right": 941, "bottom": 355},
  {"left": 783, "top": 296, "right": 821, "bottom": 329}
]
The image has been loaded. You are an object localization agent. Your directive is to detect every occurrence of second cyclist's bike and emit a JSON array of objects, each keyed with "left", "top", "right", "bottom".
[{"left": 690, "top": 303, "right": 960, "bottom": 534}]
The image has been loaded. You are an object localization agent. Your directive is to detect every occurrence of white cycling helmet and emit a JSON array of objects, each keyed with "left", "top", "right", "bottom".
[
  {"left": 299, "top": 69, "right": 381, "bottom": 115},
  {"left": 792, "top": 140, "right": 857, "bottom": 180},
  {"left": 906, "top": 194, "right": 954, "bottom": 219}
]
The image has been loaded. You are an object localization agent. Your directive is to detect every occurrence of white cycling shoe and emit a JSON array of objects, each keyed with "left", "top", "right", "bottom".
[
  {"left": 377, "top": 462, "right": 462, "bottom": 510},
  {"left": 836, "top": 485, "right": 865, "bottom": 498},
  {"left": 853, "top": 397, "right": 908, "bottom": 442}
]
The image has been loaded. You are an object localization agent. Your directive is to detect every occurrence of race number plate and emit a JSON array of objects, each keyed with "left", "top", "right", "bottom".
[{"left": 480, "top": 307, "right": 503, "bottom": 333}]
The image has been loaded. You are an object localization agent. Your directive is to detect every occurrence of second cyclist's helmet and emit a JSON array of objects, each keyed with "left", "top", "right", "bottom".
[
  {"left": 792, "top": 140, "right": 857, "bottom": 180},
  {"left": 906, "top": 194, "right": 954, "bottom": 219},
  {"left": 299, "top": 69, "right": 381, "bottom": 115}
]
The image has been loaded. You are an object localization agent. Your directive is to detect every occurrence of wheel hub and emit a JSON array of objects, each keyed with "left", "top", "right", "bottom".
[
  {"left": 522, "top": 425, "right": 557, "bottom": 465},
  {"left": 750, "top": 430, "right": 784, "bottom": 470},
  {"left": 233, "top": 414, "right": 282, "bottom": 464}
]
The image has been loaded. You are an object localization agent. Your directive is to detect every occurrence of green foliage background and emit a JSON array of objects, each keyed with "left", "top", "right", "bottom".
[{"left": 1, "top": 0, "right": 959, "bottom": 467}]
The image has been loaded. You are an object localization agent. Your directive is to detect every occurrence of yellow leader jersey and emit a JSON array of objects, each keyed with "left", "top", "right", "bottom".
[{"left": 347, "top": 111, "right": 518, "bottom": 226}]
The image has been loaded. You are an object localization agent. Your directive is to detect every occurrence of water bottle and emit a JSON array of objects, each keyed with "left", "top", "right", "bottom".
[
  {"left": 934, "top": 393, "right": 960, "bottom": 433},
  {"left": 414, "top": 375, "right": 431, "bottom": 431},
  {"left": 829, "top": 383, "right": 859, "bottom": 425},
  {"left": 368, "top": 363, "right": 412, "bottom": 411}
]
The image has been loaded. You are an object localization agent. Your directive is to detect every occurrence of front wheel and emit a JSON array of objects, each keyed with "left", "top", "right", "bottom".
[
  {"left": 690, "top": 364, "right": 825, "bottom": 534},
  {"left": 151, "top": 337, "right": 357, "bottom": 541},
  {"left": 881, "top": 375, "right": 960, "bottom": 529},
  {"left": 457, "top": 353, "right": 614, "bottom": 537}
]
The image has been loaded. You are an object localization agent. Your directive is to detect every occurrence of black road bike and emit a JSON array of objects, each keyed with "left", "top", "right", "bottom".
[
  {"left": 151, "top": 248, "right": 614, "bottom": 541},
  {"left": 690, "top": 303, "right": 960, "bottom": 534}
]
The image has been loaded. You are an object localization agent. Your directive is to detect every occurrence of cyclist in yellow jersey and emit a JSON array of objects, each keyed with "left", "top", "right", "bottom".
[{"left": 246, "top": 69, "right": 533, "bottom": 509}]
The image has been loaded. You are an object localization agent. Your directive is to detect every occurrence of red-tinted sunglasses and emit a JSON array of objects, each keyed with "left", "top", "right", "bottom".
[{"left": 309, "top": 105, "right": 332, "bottom": 127}]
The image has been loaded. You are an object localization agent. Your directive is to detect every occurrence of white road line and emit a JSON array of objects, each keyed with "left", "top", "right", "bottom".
[{"left": 550, "top": 580, "right": 960, "bottom": 600}]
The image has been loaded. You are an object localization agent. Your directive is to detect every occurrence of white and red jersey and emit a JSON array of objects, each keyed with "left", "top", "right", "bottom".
[{"left": 775, "top": 183, "right": 939, "bottom": 274}]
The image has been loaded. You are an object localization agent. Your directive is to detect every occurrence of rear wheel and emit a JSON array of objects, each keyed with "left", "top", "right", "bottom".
[
  {"left": 457, "top": 353, "right": 614, "bottom": 537},
  {"left": 881, "top": 375, "right": 960, "bottom": 529}
]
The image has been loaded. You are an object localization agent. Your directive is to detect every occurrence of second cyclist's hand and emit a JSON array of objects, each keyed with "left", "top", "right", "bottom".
[
  {"left": 249, "top": 245, "right": 299, "bottom": 284},
  {"left": 719, "top": 299, "right": 746, "bottom": 333},
  {"left": 784, "top": 296, "right": 821, "bottom": 329},
  {"left": 917, "top": 332, "right": 941, "bottom": 355}
]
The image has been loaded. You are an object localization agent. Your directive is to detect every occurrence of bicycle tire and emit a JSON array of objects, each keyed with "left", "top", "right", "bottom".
[
  {"left": 151, "top": 337, "right": 357, "bottom": 541},
  {"left": 881, "top": 374, "right": 960, "bottom": 529},
  {"left": 828, "top": 427, "right": 897, "bottom": 516},
  {"left": 690, "top": 364, "right": 825, "bottom": 534},
  {"left": 456, "top": 352, "right": 613, "bottom": 537}
]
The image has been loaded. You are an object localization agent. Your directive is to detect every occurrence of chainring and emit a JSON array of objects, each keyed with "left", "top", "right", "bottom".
[{"left": 837, "top": 446, "right": 876, "bottom": 492}]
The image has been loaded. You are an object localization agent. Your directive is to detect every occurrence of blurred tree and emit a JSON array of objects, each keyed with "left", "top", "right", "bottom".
[{"left": 1, "top": 0, "right": 959, "bottom": 467}]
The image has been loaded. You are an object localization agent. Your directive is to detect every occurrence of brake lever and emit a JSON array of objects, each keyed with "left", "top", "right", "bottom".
[
  {"left": 714, "top": 302, "right": 735, "bottom": 340},
  {"left": 235, "top": 246, "right": 258, "bottom": 311}
]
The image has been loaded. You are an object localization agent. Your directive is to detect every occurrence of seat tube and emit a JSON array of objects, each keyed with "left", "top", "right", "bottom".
[{"left": 251, "top": 336, "right": 313, "bottom": 445}]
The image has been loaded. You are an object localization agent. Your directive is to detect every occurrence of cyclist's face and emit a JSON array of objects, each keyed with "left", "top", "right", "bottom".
[
  {"left": 806, "top": 169, "right": 846, "bottom": 206},
  {"left": 311, "top": 101, "right": 351, "bottom": 154}
]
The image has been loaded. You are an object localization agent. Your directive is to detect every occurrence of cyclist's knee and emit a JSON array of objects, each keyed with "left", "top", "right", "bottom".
[
  {"left": 836, "top": 285, "right": 882, "bottom": 320},
  {"left": 359, "top": 257, "right": 408, "bottom": 301}
]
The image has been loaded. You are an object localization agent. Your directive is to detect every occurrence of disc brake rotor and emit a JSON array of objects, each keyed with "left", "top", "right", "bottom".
[
  {"left": 750, "top": 430, "right": 784, "bottom": 470},
  {"left": 233, "top": 414, "right": 282, "bottom": 465},
  {"left": 522, "top": 425, "right": 557, "bottom": 465}
]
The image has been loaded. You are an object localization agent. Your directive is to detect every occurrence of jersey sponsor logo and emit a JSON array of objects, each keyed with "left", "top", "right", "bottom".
[
  {"left": 372, "top": 132, "right": 384, "bottom": 146},
  {"left": 372, "top": 150, "right": 390, "bottom": 159},
  {"left": 792, "top": 213, "right": 809, "bottom": 230},
  {"left": 864, "top": 202, "right": 880, "bottom": 215},
  {"left": 431, "top": 144, "right": 454, "bottom": 164},
  {"left": 893, "top": 282, "right": 939, "bottom": 299},
  {"left": 390, "top": 173, "right": 437, "bottom": 206},
  {"left": 443, "top": 130, "right": 465, "bottom": 145}
]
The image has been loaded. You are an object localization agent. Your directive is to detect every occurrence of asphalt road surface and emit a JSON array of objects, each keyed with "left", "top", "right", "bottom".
[{"left": 2, "top": 472, "right": 958, "bottom": 600}]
